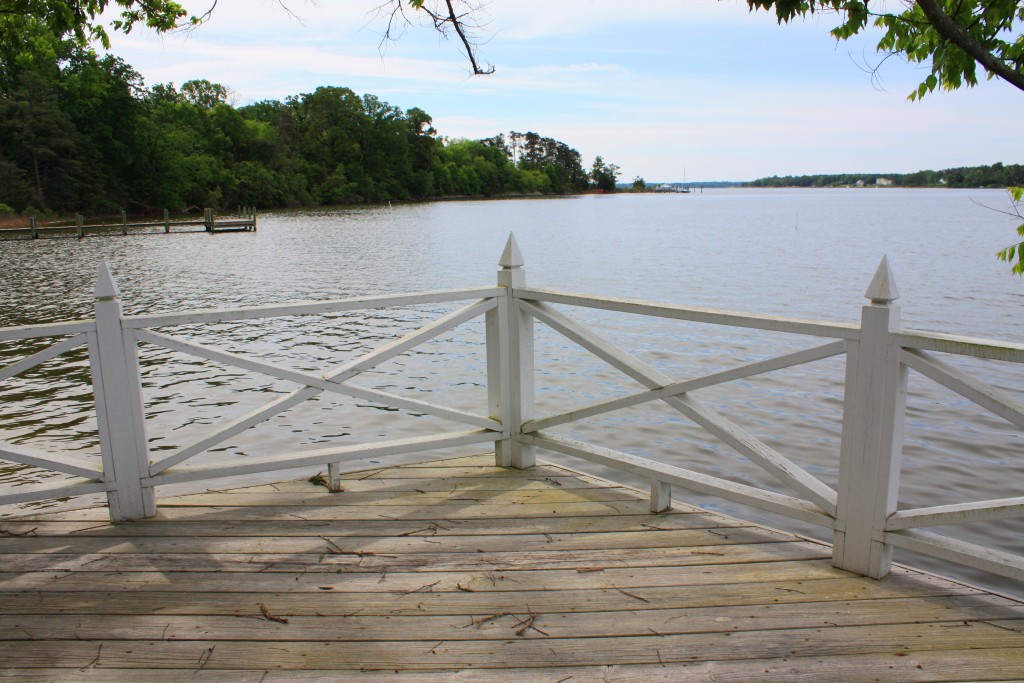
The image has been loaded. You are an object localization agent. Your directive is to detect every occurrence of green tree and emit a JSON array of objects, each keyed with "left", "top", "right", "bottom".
[
  {"left": 181, "top": 79, "right": 230, "bottom": 109},
  {"left": 632, "top": 176, "right": 647, "bottom": 192},
  {"left": 1, "top": 1, "right": 200, "bottom": 48},
  {"left": 590, "top": 156, "right": 620, "bottom": 193}
]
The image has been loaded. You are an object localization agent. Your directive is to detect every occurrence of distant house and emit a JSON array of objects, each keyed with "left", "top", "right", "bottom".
[
  {"left": 855, "top": 180, "right": 866, "bottom": 188},
  {"left": 875, "top": 177, "right": 893, "bottom": 187}
]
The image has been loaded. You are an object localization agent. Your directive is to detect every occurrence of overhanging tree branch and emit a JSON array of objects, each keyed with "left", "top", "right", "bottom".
[
  {"left": 914, "top": 0, "right": 1024, "bottom": 91},
  {"left": 407, "top": 0, "right": 494, "bottom": 75}
]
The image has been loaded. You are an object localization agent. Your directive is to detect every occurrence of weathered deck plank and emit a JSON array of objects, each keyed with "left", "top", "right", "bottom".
[{"left": 1, "top": 453, "right": 1022, "bottom": 679}]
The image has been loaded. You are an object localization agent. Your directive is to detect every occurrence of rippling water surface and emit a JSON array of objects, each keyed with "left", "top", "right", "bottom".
[{"left": 1, "top": 188, "right": 1022, "bottom": 595}]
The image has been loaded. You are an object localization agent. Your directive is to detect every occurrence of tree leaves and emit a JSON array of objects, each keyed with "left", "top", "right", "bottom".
[
  {"left": 746, "top": 1, "right": 1024, "bottom": 98},
  {"left": 995, "top": 187, "right": 1024, "bottom": 275}
]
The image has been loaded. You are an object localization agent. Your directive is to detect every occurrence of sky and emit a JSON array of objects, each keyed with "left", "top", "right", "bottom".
[{"left": 100, "top": 0, "right": 1023, "bottom": 183}]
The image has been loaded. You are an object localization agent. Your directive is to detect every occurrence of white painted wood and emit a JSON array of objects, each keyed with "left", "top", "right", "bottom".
[
  {"left": 148, "top": 386, "right": 322, "bottom": 475},
  {"left": 0, "top": 441, "right": 103, "bottom": 480},
  {"left": 7, "top": 258, "right": 1024, "bottom": 583},
  {"left": 146, "top": 428, "right": 497, "bottom": 487},
  {"left": 324, "top": 299, "right": 496, "bottom": 384},
  {"left": 322, "top": 297, "right": 496, "bottom": 484},
  {"left": 650, "top": 479, "right": 672, "bottom": 512},
  {"left": 517, "top": 288, "right": 860, "bottom": 340},
  {"left": 524, "top": 341, "right": 846, "bottom": 433},
  {"left": 123, "top": 287, "right": 504, "bottom": 329},
  {"left": 833, "top": 258, "right": 907, "bottom": 579},
  {"left": 327, "top": 461, "right": 344, "bottom": 492},
  {"left": 893, "top": 329, "right": 1024, "bottom": 363},
  {"left": 90, "top": 263, "right": 156, "bottom": 521},
  {"left": 0, "top": 479, "right": 111, "bottom": 506},
  {"left": 0, "top": 334, "right": 87, "bottom": 383},
  {"left": 865, "top": 255, "right": 900, "bottom": 303},
  {"left": 134, "top": 329, "right": 500, "bottom": 430},
  {"left": 883, "top": 528, "right": 1024, "bottom": 581},
  {"left": 525, "top": 432, "right": 833, "bottom": 527},
  {"left": 901, "top": 348, "right": 1024, "bottom": 430},
  {"left": 86, "top": 330, "right": 117, "bottom": 492},
  {"left": 886, "top": 496, "right": 1024, "bottom": 530},
  {"left": 668, "top": 394, "right": 838, "bottom": 516},
  {"left": 0, "top": 320, "right": 94, "bottom": 342},
  {"left": 523, "top": 300, "right": 838, "bottom": 515},
  {"left": 495, "top": 234, "right": 535, "bottom": 469},
  {"left": 487, "top": 296, "right": 512, "bottom": 466}
]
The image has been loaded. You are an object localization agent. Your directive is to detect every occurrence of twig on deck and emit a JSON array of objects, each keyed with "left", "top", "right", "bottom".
[
  {"left": 615, "top": 588, "right": 650, "bottom": 603},
  {"left": 259, "top": 603, "right": 290, "bottom": 624},
  {"left": 513, "top": 609, "right": 549, "bottom": 637},
  {"left": 0, "top": 526, "right": 38, "bottom": 537},
  {"left": 400, "top": 580, "right": 440, "bottom": 595},
  {"left": 464, "top": 611, "right": 514, "bottom": 628},
  {"left": 320, "top": 535, "right": 397, "bottom": 559},
  {"left": 484, "top": 571, "right": 520, "bottom": 585}
]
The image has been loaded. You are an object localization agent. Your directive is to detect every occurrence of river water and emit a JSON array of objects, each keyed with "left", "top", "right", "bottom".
[{"left": 1, "top": 188, "right": 1021, "bottom": 595}]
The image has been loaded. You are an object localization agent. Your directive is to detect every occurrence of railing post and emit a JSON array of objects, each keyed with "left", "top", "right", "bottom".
[
  {"left": 76, "top": 213, "right": 84, "bottom": 239},
  {"left": 164, "top": 209, "right": 171, "bottom": 233},
  {"left": 833, "top": 257, "right": 907, "bottom": 578},
  {"left": 121, "top": 209, "right": 128, "bottom": 235},
  {"left": 90, "top": 261, "right": 156, "bottom": 521},
  {"left": 487, "top": 234, "right": 535, "bottom": 469},
  {"left": 650, "top": 480, "right": 672, "bottom": 512},
  {"left": 30, "top": 216, "right": 37, "bottom": 239}
]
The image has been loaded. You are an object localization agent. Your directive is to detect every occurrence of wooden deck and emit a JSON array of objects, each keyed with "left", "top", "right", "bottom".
[{"left": 1, "top": 454, "right": 1022, "bottom": 681}]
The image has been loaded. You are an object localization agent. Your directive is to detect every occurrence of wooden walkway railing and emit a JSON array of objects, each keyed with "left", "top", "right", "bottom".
[
  {"left": 0, "top": 235, "right": 1021, "bottom": 586},
  {"left": 0, "top": 207, "right": 256, "bottom": 239}
]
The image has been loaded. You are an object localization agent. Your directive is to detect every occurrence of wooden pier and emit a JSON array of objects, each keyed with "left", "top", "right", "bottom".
[
  {"left": 2, "top": 453, "right": 1022, "bottom": 680},
  {"left": 2, "top": 234, "right": 1024, "bottom": 678},
  {"left": 0, "top": 207, "right": 256, "bottom": 239}
]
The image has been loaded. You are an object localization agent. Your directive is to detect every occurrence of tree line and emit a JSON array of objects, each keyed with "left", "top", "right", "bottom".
[
  {"left": 0, "top": 19, "right": 614, "bottom": 217},
  {"left": 747, "top": 164, "right": 1024, "bottom": 189}
]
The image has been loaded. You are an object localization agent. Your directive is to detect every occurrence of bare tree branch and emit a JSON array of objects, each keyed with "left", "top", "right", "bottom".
[{"left": 374, "top": 1, "right": 494, "bottom": 75}]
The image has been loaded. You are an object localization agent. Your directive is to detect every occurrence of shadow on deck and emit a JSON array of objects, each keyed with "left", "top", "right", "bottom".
[{"left": 1, "top": 454, "right": 1022, "bottom": 681}]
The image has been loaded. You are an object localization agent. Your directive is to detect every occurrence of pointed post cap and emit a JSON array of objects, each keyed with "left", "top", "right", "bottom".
[
  {"left": 499, "top": 233, "right": 524, "bottom": 269},
  {"left": 865, "top": 256, "right": 899, "bottom": 304},
  {"left": 94, "top": 260, "right": 120, "bottom": 300}
]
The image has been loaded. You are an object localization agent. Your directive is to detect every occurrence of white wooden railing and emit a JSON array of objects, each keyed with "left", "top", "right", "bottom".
[{"left": 0, "top": 235, "right": 1021, "bottom": 584}]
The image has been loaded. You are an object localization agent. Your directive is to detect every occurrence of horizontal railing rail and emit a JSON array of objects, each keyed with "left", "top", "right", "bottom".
[
  {"left": 0, "top": 235, "right": 1020, "bottom": 586},
  {"left": 517, "top": 288, "right": 861, "bottom": 340},
  {"left": 122, "top": 287, "right": 504, "bottom": 329}
]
